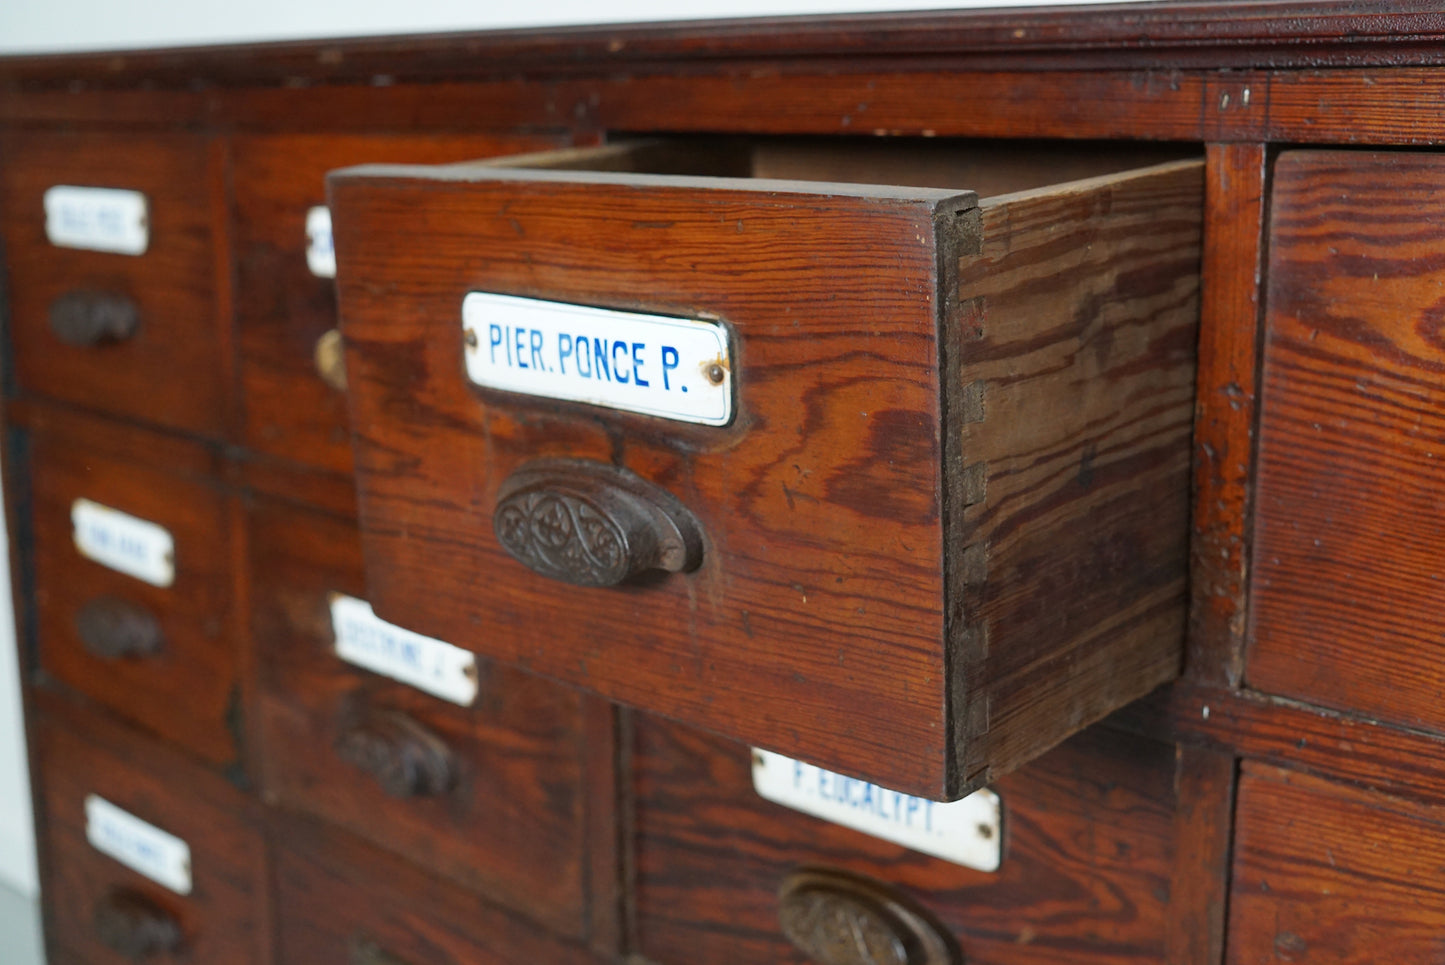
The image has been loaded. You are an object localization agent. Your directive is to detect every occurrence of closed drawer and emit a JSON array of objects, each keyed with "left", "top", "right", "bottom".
[
  {"left": 33, "top": 691, "right": 268, "bottom": 965},
  {"left": 27, "top": 410, "right": 239, "bottom": 767},
  {"left": 249, "top": 496, "right": 605, "bottom": 939},
  {"left": 232, "top": 133, "right": 571, "bottom": 476},
  {"left": 0, "top": 133, "right": 225, "bottom": 437},
  {"left": 329, "top": 139, "right": 1203, "bottom": 799},
  {"left": 633, "top": 716, "right": 1208, "bottom": 965},
  {"left": 1250, "top": 150, "right": 1445, "bottom": 732},
  {"left": 1228, "top": 762, "right": 1445, "bottom": 964},
  {"left": 273, "top": 813, "right": 600, "bottom": 965}
]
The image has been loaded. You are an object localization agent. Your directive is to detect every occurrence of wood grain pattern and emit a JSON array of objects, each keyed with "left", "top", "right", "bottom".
[
  {"left": 271, "top": 812, "right": 602, "bottom": 965},
  {"left": 27, "top": 415, "right": 241, "bottom": 767},
  {"left": 1189, "top": 143, "right": 1268, "bottom": 688},
  {"left": 1248, "top": 150, "right": 1445, "bottom": 734},
  {"left": 232, "top": 133, "right": 569, "bottom": 476},
  {"left": 32, "top": 689, "right": 269, "bottom": 965},
  {"left": 632, "top": 718, "right": 1197, "bottom": 965},
  {"left": 332, "top": 144, "right": 1200, "bottom": 799},
  {"left": 248, "top": 495, "right": 596, "bottom": 938},
  {"left": 1228, "top": 762, "right": 1445, "bottom": 964},
  {"left": 0, "top": 132, "right": 229, "bottom": 438}
]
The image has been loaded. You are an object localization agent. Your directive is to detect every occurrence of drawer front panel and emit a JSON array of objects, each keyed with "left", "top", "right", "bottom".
[
  {"left": 249, "top": 497, "right": 592, "bottom": 937},
  {"left": 30, "top": 424, "right": 238, "bottom": 766},
  {"left": 34, "top": 694, "right": 267, "bottom": 965},
  {"left": 633, "top": 717, "right": 1185, "bottom": 965},
  {"left": 1250, "top": 150, "right": 1445, "bottom": 731},
  {"left": 1228, "top": 763, "right": 1445, "bottom": 964},
  {"left": 273, "top": 815, "right": 595, "bottom": 965},
  {"left": 233, "top": 133, "right": 570, "bottom": 476},
  {"left": 0, "top": 133, "right": 225, "bottom": 437},
  {"left": 330, "top": 145, "right": 1200, "bottom": 798}
]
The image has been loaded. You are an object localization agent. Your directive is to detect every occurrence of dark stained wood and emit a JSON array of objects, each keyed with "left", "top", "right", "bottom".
[
  {"left": 1115, "top": 683, "right": 1445, "bottom": 813},
  {"left": 27, "top": 415, "right": 241, "bottom": 767},
  {"left": 1189, "top": 143, "right": 1268, "bottom": 687},
  {"left": 32, "top": 689, "right": 269, "bottom": 965},
  {"left": 232, "top": 133, "right": 569, "bottom": 476},
  {"left": 248, "top": 495, "right": 596, "bottom": 938},
  {"left": 632, "top": 718, "right": 1199, "bottom": 965},
  {"left": 0, "top": 132, "right": 230, "bottom": 438},
  {"left": 1228, "top": 762, "right": 1445, "bottom": 964},
  {"left": 331, "top": 143, "right": 1200, "bottom": 799},
  {"left": 582, "top": 698, "right": 624, "bottom": 959},
  {"left": 5, "top": 3, "right": 1445, "bottom": 94},
  {"left": 1248, "top": 150, "right": 1445, "bottom": 735},
  {"left": 271, "top": 812, "right": 606, "bottom": 965},
  {"left": 1165, "top": 745, "right": 1236, "bottom": 965}
]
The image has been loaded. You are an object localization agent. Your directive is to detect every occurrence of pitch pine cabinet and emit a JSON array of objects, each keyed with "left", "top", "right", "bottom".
[{"left": 4, "top": 4, "right": 1445, "bottom": 963}]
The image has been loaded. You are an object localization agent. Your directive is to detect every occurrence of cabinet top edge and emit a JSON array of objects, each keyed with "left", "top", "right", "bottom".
[{"left": 4, "top": 1, "right": 1445, "bottom": 90}]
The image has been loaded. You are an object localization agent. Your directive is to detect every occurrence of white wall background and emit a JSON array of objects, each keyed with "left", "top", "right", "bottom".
[{"left": 0, "top": 0, "right": 1151, "bottom": 901}]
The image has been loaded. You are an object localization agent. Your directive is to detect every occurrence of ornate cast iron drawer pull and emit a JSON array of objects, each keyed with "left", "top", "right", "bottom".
[
  {"left": 49, "top": 291, "right": 141, "bottom": 347},
  {"left": 778, "top": 869, "right": 960, "bottom": 965},
  {"left": 335, "top": 710, "right": 456, "bottom": 799},
  {"left": 493, "top": 459, "right": 704, "bottom": 588},
  {"left": 75, "top": 596, "right": 165, "bottom": 659},
  {"left": 93, "top": 888, "right": 183, "bottom": 961}
]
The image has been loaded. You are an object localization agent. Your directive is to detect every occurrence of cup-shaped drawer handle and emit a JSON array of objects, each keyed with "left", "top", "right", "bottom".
[
  {"left": 314, "top": 327, "right": 348, "bottom": 392},
  {"left": 335, "top": 710, "right": 455, "bottom": 799},
  {"left": 778, "top": 869, "right": 961, "bottom": 965},
  {"left": 49, "top": 291, "right": 141, "bottom": 347},
  {"left": 75, "top": 596, "right": 165, "bottom": 659},
  {"left": 93, "top": 888, "right": 183, "bottom": 961},
  {"left": 493, "top": 459, "right": 704, "bottom": 588},
  {"left": 350, "top": 934, "right": 412, "bottom": 965}
]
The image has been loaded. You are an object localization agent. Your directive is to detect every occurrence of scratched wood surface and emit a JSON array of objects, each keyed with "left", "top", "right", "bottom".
[
  {"left": 26, "top": 413, "right": 241, "bottom": 767},
  {"left": 232, "top": 133, "right": 568, "bottom": 477},
  {"left": 248, "top": 495, "right": 594, "bottom": 938},
  {"left": 271, "top": 812, "right": 603, "bottom": 965},
  {"left": 1248, "top": 150, "right": 1445, "bottom": 735},
  {"left": 950, "top": 160, "right": 1202, "bottom": 789},
  {"left": 332, "top": 144, "right": 1200, "bottom": 798},
  {"left": 1228, "top": 761, "right": 1445, "bottom": 964},
  {"left": 32, "top": 689, "right": 269, "bottom": 965},
  {"left": 0, "top": 132, "right": 230, "bottom": 438},
  {"left": 632, "top": 718, "right": 1207, "bottom": 965}
]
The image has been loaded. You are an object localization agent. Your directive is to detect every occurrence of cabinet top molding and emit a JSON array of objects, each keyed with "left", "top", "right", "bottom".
[{"left": 3, "top": 1, "right": 1445, "bottom": 88}]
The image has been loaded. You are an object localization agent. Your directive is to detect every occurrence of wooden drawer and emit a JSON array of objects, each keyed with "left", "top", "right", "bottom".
[
  {"left": 0, "top": 132, "right": 225, "bottom": 437},
  {"left": 272, "top": 813, "right": 601, "bottom": 965},
  {"left": 33, "top": 691, "right": 268, "bottom": 965},
  {"left": 232, "top": 133, "right": 571, "bottom": 476},
  {"left": 249, "top": 496, "right": 608, "bottom": 939},
  {"left": 1228, "top": 762, "right": 1445, "bottom": 964},
  {"left": 1250, "top": 150, "right": 1445, "bottom": 732},
  {"left": 632, "top": 716, "right": 1223, "bottom": 965},
  {"left": 26, "top": 410, "right": 239, "bottom": 767},
  {"left": 329, "top": 139, "right": 1203, "bottom": 799}
]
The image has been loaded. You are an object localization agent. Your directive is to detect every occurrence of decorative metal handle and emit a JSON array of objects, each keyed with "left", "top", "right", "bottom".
[
  {"left": 314, "top": 327, "right": 347, "bottom": 392},
  {"left": 493, "top": 459, "right": 704, "bottom": 587},
  {"left": 349, "top": 934, "right": 412, "bottom": 965},
  {"left": 778, "top": 869, "right": 960, "bottom": 965},
  {"left": 93, "top": 889, "right": 182, "bottom": 961},
  {"left": 75, "top": 596, "right": 165, "bottom": 659},
  {"left": 335, "top": 710, "right": 455, "bottom": 799},
  {"left": 49, "top": 291, "right": 140, "bottom": 347}
]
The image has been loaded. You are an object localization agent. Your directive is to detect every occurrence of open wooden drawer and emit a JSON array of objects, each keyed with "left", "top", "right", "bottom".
[{"left": 328, "top": 138, "right": 1203, "bottom": 800}]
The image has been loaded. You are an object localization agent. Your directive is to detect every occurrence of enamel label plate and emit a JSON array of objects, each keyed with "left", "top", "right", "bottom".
[
  {"left": 71, "top": 499, "right": 175, "bottom": 588},
  {"left": 330, "top": 594, "right": 479, "bottom": 706},
  {"left": 85, "top": 795, "right": 192, "bottom": 895},
  {"left": 462, "top": 292, "right": 733, "bottom": 426},
  {"left": 44, "top": 186, "right": 149, "bottom": 255},
  {"left": 753, "top": 749, "right": 1002, "bottom": 871}
]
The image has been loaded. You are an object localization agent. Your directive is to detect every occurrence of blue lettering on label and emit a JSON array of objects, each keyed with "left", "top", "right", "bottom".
[
  {"left": 478, "top": 326, "right": 698, "bottom": 393},
  {"left": 791, "top": 759, "right": 942, "bottom": 835}
]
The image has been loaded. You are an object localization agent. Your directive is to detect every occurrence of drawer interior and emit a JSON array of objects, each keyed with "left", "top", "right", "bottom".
[{"left": 475, "top": 135, "right": 1195, "bottom": 196}]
